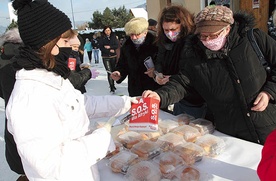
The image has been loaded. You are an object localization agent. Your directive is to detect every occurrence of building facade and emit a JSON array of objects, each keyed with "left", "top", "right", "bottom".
[{"left": 146, "top": 0, "right": 273, "bottom": 33}]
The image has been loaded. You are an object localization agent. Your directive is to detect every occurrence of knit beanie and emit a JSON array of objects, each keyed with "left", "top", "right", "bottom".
[
  {"left": 195, "top": 5, "right": 234, "bottom": 34},
  {"left": 148, "top": 19, "right": 157, "bottom": 26},
  {"left": 124, "top": 17, "right": 149, "bottom": 35},
  {"left": 12, "top": 0, "right": 72, "bottom": 50}
]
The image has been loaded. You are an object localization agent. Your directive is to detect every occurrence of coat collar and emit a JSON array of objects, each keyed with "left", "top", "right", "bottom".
[{"left": 16, "top": 68, "right": 65, "bottom": 90}]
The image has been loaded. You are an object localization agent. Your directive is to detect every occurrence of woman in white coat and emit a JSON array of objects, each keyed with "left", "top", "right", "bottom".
[{"left": 6, "top": 0, "right": 133, "bottom": 180}]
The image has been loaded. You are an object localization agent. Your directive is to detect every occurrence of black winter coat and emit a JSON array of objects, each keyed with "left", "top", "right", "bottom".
[
  {"left": 155, "top": 36, "right": 205, "bottom": 106},
  {"left": 0, "top": 61, "right": 24, "bottom": 174},
  {"left": 99, "top": 33, "right": 118, "bottom": 57},
  {"left": 115, "top": 33, "right": 161, "bottom": 96},
  {"left": 155, "top": 13, "right": 276, "bottom": 144}
]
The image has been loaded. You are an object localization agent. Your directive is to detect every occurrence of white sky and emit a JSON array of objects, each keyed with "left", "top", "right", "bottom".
[{"left": 0, "top": 0, "right": 146, "bottom": 27}]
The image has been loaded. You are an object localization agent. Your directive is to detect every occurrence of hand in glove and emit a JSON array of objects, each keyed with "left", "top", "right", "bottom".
[
  {"left": 91, "top": 68, "right": 100, "bottom": 79},
  {"left": 129, "top": 96, "right": 139, "bottom": 104},
  {"left": 103, "top": 117, "right": 116, "bottom": 132}
]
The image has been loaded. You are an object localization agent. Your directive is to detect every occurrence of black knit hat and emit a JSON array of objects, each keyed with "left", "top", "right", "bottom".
[
  {"left": 12, "top": 0, "right": 72, "bottom": 50},
  {"left": 148, "top": 19, "right": 157, "bottom": 26}
]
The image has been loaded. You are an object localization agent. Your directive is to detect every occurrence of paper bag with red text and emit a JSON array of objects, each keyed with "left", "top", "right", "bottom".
[
  {"left": 68, "top": 58, "right": 76, "bottom": 70},
  {"left": 129, "top": 97, "right": 159, "bottom": 131}
]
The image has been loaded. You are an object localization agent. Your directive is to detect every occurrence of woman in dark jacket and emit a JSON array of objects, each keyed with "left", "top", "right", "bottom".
[
  {"left": 143, "top": 6, "right": 276, "bottom": 144},
  {"left": 99, "top": 26, "right": 119, "bottom": 93},
  {"left": 154, "top": 5, "right": 206, "bottom": 118},
  {"left": 111, "top": 17, "right": 160, "bottom": 96}
]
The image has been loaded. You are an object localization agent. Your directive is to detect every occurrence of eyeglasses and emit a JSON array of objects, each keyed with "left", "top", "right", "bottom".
[
  {"left": 198, "top": 27, "right": 227, "bottom": 40},
  {"left": 129, "top": 33, "right": 142, "bottom": 38}
]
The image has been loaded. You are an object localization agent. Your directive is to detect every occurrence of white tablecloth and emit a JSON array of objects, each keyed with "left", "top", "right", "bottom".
[{"left": 97, "top": 111, "right": 262, "bottom": 181}]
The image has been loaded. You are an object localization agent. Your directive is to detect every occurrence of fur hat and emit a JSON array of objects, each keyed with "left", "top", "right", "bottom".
[
  {"left": 0, "top": 28, "right": 22, "bottom": 46},
  {"left": 124, "top": 17, "right": 148, "bottom": 35},
  {"left": 195, "top": 5, "right": 234, "bottom": 34},
  {"left": 0, "top": 28, "right": 22, "bottom": 60},
  {"left": 12, "top": 0, "right": 72, "bottom": 50}
]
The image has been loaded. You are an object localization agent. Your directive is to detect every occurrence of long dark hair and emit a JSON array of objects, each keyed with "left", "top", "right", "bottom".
[
  {"left": 156, "top": 5, "right": 195, "bottom": 44},
  {"left": 102, "top": 25, "right": 114, "bottom": 37}
]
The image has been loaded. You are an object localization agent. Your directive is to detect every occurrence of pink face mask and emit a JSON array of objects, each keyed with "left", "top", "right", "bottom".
[
  {"left": 201, "top": 35, "right": 227, "bottom": 51},
  {"left": 165, "top": 31, "right": 180, "bottom": 42}
]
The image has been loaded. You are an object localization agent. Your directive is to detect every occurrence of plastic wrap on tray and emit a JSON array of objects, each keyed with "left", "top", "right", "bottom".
[
  {"left": 153, "top": 151, "right": 185, "bottom": 179},
  {"left": 139, "top": 129, "right": 163, "bottom": 141},
  {"left": 124, "top": 160, "right": 162, "bottom": 181},
  {"left": 157, "top": 132, "right": 186, "bottom": 151},
  {"left": 105, "top": 141, "right": 123, "bottom": 159},
  {"left": 173, "top": 142, "right": 206, "bottom": 165},
  {"left": 107, "top": 150, "right": 139, "bottom": 174},
  {"left": 195, "top": 134, "right": 226, "bottom": 157},
  {"left": 176, "top": 113, "right": 195, "bottom": 125},
  {"left": 130, "top": 140, "right": 161, "bottom": 160},
  {"left": 171, "top": 125, "right": 201, "bottom": 142},
  {"left": 117, "top": 131, "right": 143, "bottom": 149},
  {"left": 189, "top": 118, "right": 215, "bottom": 135},
  {"left": 172, "top": 165, "right": 213, "bottom": 181},
  {"left": 159, "top": 119, "right": 179, "bottom": 134}
]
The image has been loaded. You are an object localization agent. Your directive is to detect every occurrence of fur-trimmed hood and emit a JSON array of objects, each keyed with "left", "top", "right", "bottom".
[
  {"left": 0, "top": 28, "right": 22, "bottom": 46},
  {"left": 233, "top": 11, "right": 256, "bottom": 33}
]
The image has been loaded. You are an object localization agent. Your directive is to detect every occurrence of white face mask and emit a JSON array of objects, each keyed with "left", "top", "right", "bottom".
[
  {"left": 165, "top": 31, "right": 180, "bottom": 42},
  {"left": 131, "top": 35, "right": 146, "bottom": 45},
  {"left": 201, "top": 35, "right": 227, "bottom": 51}
]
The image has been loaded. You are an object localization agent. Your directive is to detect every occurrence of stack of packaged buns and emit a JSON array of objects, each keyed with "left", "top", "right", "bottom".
[{"left": 104, "top": 114, "right": 224, "bottom": 180}]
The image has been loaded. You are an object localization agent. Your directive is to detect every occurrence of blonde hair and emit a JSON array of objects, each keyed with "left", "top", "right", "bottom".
[{"left": 124, "top": 17, "right": 148, "bottom": 35}]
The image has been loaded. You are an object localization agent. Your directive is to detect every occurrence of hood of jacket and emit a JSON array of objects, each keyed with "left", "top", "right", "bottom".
[
  {"left": 0, "top": 28, "right": 23, "bottom": 60},
  {"left": 0, "top": 28, "right": 22, "bottom": 46},
  {"left": 232, "top": 11, "right": 256, "bottom": 35}
]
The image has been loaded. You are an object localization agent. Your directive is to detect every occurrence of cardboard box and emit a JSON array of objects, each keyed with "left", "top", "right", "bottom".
[{"left": 129, "top": 97, "right": 159, "bottom": 131}]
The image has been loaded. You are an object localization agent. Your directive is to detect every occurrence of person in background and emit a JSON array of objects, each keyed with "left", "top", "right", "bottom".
[
  {"left": 209, "top": 0, "right": 216, "bottom": 5},
  {"left": 257, "top": 129, "right": 276, "bottom": 180},
  {"left": 223, "top": 3, "right": 230, "bottom": 8},
  {"left": 267, "top": 8, "right": 276, "bottom": 40},
  {"left": 143, "top": 5, "right": 276, "bottom": 145},
  {"left": 6, "top": 1, "right": 135, "bottom": 181},
  {"left": 154, "top": 5, "right": 207, "bottom": 118},
  {"left": 91, "top": 33, "right": 100, "bottom": 64},
  {"left": 0, "top": 28, "right": 27, "bottom": 181},
  {"left": 148, "top": 18, "right": 158, "bottom": 36},
  {"left": 99, "top": 25, "right": 119, "bottom": 93},
  {"left": 69, "top": 33, "right": 82, "bottom": 72},
  {"left": 76, "top": 34, "right": 84, "bottom": 63},
  {"left": 68, "top": 34, "right": 94, "bottom": 94},
  {"left": 115, "top": 35, "right": 121, "bottom": 64},
  {"left": 110, "top": 17, "right": 160, "bottom": 96},
  {"left": 83, "top": 38, "right": 92, "bottom": 63}
]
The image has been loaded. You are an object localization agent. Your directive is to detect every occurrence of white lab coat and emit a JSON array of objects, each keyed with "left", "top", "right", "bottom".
[{"left": 6, "top": 69, "right": 131, "bottom": 181}]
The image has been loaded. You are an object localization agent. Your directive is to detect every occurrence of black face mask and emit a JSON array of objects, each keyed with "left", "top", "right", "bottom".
[{"left": 54, "top": 44, "right": 72, "bottom": 61}]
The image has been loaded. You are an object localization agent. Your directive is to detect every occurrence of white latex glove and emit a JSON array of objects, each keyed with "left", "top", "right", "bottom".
[
  {"left": 91, "top": 68, "right": 100, "bottom": 79},
  {"left": 130, "top": 97, "right": 139, "bottom": 104},
  {"left": 103, "top": 117, "right": 116, "bottom": 132}
]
